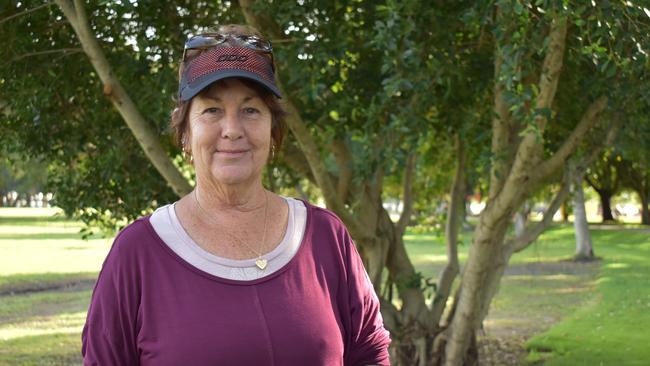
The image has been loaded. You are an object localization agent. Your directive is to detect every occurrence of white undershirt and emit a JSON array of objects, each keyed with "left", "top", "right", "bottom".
[{"left": 149, "top": 197, "right": 307, "bottom": 281}]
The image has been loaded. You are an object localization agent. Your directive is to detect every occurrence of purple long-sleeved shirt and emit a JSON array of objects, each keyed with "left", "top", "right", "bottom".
[{"left": 82, "top": 201, "right": 391, "bottom": 365}]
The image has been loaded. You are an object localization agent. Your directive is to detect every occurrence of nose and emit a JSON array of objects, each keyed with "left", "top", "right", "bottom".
[{"left": 221, "top": 110, "right": 243, "bottom": 141}]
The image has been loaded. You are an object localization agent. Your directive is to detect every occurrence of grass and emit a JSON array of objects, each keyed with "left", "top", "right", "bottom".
[
  {"left": 0, "top": 208, "right": 111, "bottom": 366},
  {"left": 0, "top": 207, "right": 648, "bottom": 365},
  {"left": 524, "top": 229, "right": 650, "bottom": 365}
]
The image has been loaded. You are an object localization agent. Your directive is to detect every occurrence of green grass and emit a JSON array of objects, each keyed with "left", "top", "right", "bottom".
[
  {"left": 0, "top": 208, "right": 111, "bottom": 366},
  {"left": 525, "top": 229, "right": 650, "bottom": 365}
]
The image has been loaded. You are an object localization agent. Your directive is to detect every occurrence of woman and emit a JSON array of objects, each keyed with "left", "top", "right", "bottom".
[{"left": 82, "top": 24, "right": 391, "bottom": 365}]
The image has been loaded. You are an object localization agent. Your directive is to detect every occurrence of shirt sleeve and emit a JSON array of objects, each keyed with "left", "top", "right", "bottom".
[
  {"left": 341, "top": 228, "right": 392, "bottom": 366},
  {"left": 82, "top": 226, "right": 142, "bottom": 366}
]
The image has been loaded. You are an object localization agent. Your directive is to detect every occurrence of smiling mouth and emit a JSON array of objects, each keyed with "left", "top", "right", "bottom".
[{"left": 215, "top": 149, "right": 249, "bottom": 155}]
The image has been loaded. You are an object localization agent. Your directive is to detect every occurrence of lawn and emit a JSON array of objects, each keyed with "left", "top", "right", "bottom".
[
  {"left": 1, "top": 207, "right": 648, "bottom": 365},
  {"left": 0, "top": 208, "right": 112, "bottom": 366},
  {"left": 524, "top": 228, "right": 650, "bottom": 365}
]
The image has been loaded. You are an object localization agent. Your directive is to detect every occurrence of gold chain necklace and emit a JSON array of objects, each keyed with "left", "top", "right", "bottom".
[{"left": 192, "top": 188, "right": 269, "bottom": 270}]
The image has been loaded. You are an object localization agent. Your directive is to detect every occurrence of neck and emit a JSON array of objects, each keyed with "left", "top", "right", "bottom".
[{"left": 194, "top": 176, "right": 266, "bottom": 212}]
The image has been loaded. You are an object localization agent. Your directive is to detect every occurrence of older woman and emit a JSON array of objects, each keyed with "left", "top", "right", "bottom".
[{"left": 82, "top": 24, "right": 390, "bottom": 365}]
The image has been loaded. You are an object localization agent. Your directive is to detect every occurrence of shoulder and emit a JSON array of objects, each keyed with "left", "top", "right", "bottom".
[
  {"left": 300, "top": 200, "right": 347, "bottom": 234},
  {"left": 299, "top": 200, "right": 355, "bottom": 258},
  {"left": 106, "top": 216, "right": 158, "bottom": 261}
]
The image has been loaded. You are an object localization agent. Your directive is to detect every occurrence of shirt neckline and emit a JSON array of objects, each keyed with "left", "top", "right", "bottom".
[
  {"left": 147, "top": 197, "right": 309, "bottom": 284},
  {"left": 167, "top": 199, "right": 294, "bottom": 267}
]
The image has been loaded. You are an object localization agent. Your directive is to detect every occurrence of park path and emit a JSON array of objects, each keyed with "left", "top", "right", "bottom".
[{"left": 477, "top": 260, "right": 601, "bottom": 365}]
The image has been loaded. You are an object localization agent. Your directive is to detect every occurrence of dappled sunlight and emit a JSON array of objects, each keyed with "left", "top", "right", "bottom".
[
  {"left": 507, "top": 273, "right": 580, "bottom": 282},
  {"left": 402, "top": 234, "right": 439, "bottom": 243},
  {"left": 596, "top": 277, "right": 611, "bottom": 284},
  {"left": 550, "top": 286, "right": 591, "bottom": 294},
  {"left": 483, "top": 317, "right": 533, "bottom": 331},
  {"left": 0, "top": 208, "right": 63, "bottom": 218},
  {"left": 0, "top": 311, "right": 85, "bottom": 341},
  {"left": 412, "top": 254, "right": 450, "bottom": 264},
  {"left": 0, "top": 237, "right": 112, "bottom": 275},
  {"left": 605, "top": 262, "right": 629, "bottom": 269},
  {"left": 0, "top": 225, "right": 82, "bottom": 235},
  {"left": 618, "top": 242, "right": 650, "bottom": 251}
]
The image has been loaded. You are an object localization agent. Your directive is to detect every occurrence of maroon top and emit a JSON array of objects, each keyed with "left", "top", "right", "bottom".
[{"left": 81, "top": 202, "right": 391, "bottom": 365}]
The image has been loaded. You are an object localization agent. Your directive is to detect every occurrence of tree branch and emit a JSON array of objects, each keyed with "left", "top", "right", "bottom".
[
  {"left": 396, "top": 152, "right": 416, "bottom": 238},
  {"left": 533, "top": 96, "right": 608, "bottom": 181},
  {"left": 485, "top": 15, "right": 568, "bottom": 222},
  {"left": 238, "top": 0, "right": 285, "bottom": 40},
  {"left": 506, "top": 112, "right": 622, "bottom": 254},
  {"left": 54, "top": 0, "right": 192, "bottom": 197},
  {"left": 533, "top": 16, "right": 567, "bottom": 132},
  {"left": 280, "top": 142, "right": 315, "bottom": 183},
  {"left": 9, "top": 48, "right": 83, "bottom": 64},
  {"left": 584, "top": 174, "right": 600, "bottom": 192},
  {"left": 506, "top": 172, "right": 570, "bottom": 254},
  {"left": 331, "top": 139, "right": 354, "bottom": 202},
  {"left": 0, "top": 2, "right": 54, "bottom": 25},
  {"left": 238, "top": 0, "right": 372, "bottom": 241},
  {"left": 489, "top": 10, "right": 512, "bottom": 199},
  {"left": 430, "top": 135, "right": 465, "bottom": 325}
]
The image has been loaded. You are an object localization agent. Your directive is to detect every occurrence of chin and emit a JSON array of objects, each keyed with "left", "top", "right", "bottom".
[{"left": 211, "top": 166, "right": 257, "bottom": 186}]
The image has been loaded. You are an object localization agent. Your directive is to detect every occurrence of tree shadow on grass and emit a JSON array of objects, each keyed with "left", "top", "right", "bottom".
[
  {"left": 0, "top": 232, "right": 87, "bottom": 241},
  {"left": 0, "top": 216, "right": 71, "bottom": 226},
  {"left": 0, "top": 272, "right": 97, "bottom": 296},
  {"left": 0, "top": 332, "right": 82, "bottom": 366}
]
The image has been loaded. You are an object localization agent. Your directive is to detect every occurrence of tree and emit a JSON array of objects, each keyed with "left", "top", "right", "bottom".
[
  {"left": 442, "top": 1, "right": 648, "bottom": 363},
  {"left": 1, "top": 0, "right": 237, "bottom": 227},
  {"left": 617, "top": 158, "right": 650, "bottom": 225},
  {"left": 2, "top": 1, "right": 648, "bottom": 365},
  {"left": 585, "top": 150, "right": 620, "bottom": 222},
  {"left": 613, "top": 95, "right": 650, "bottom": 225}
]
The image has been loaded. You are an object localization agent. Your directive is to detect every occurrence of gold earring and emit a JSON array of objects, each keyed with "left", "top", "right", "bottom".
[
  {"left": 182, "top": 141, "right": 193, "bottom": 164},
  {"left": 270, "top": 144, "right": 276, "bottom": 160}
]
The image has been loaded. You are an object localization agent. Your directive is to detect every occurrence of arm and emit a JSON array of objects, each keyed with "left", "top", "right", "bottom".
[
  {"left": 342, "top": 230, "right": 392, "bottom": 366},
  {"left": 82, "top": 227, "right": 141, "bottom": 365}
]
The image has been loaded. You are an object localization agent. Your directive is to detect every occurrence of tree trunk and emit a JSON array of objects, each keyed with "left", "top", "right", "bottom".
[
  {"left": 443, "top": 216, "right": 511, "bottom": 366},
  {"left": 598, "top": 189, "right": 615, "bottom": 222},
  {"left": 560, "top": 200, "right": 570, "bottom": 222},
  {"left": 573, "top": 173, "right": 594, "bottom": 260}
]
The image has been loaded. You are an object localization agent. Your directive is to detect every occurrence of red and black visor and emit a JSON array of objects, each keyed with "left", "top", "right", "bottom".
[{"left": 179, "top": 47, "right": 281, "bottom": 101}]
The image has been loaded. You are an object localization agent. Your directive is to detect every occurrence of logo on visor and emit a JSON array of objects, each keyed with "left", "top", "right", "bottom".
[{"left": 217, "top": 55, "right": 248, "bottom": 62}]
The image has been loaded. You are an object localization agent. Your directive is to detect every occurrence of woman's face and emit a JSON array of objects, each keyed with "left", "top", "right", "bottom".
[{"left": 186, "top": 78, "right": 272, "bottom": 187}]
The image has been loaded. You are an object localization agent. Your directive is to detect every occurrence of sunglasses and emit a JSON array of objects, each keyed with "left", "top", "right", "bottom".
[{"left": 182, "top": 33, "right": 274, "bottom": 68}]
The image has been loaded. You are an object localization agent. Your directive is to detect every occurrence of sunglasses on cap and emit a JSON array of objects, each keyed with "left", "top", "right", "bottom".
[
  {"left": 182, "top": 33, "right": 274, "bottom": 68},
  {"left": 178, "top": 32, "right": 282, "bottom": 101}
]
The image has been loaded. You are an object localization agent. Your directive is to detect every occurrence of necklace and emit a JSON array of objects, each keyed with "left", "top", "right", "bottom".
[{"left": 192, "top": 188, "right": 269, "bottom": 270}]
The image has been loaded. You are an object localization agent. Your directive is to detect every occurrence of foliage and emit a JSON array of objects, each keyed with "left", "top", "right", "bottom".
[
  {"left": 0, "top": 151, "right": 48, "bottom": 196},
  {"left": 0, "top": 1, "right": 242, "bottom": 228},
  {"left": 2, "top": 1, "right": 650, "bottom": 362}
]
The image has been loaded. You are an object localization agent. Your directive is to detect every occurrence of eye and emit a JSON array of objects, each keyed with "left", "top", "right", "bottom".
[
  {"left": 242, "top": 107, "right": 260, "bottom": 115},
  {"left": 202, "top": 107, "right": 221, "bottom": 114}
]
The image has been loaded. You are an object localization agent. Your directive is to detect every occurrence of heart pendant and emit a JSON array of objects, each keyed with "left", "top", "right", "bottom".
[{"left": 255, "top": 259, "right": 268, "bottom": 270}]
